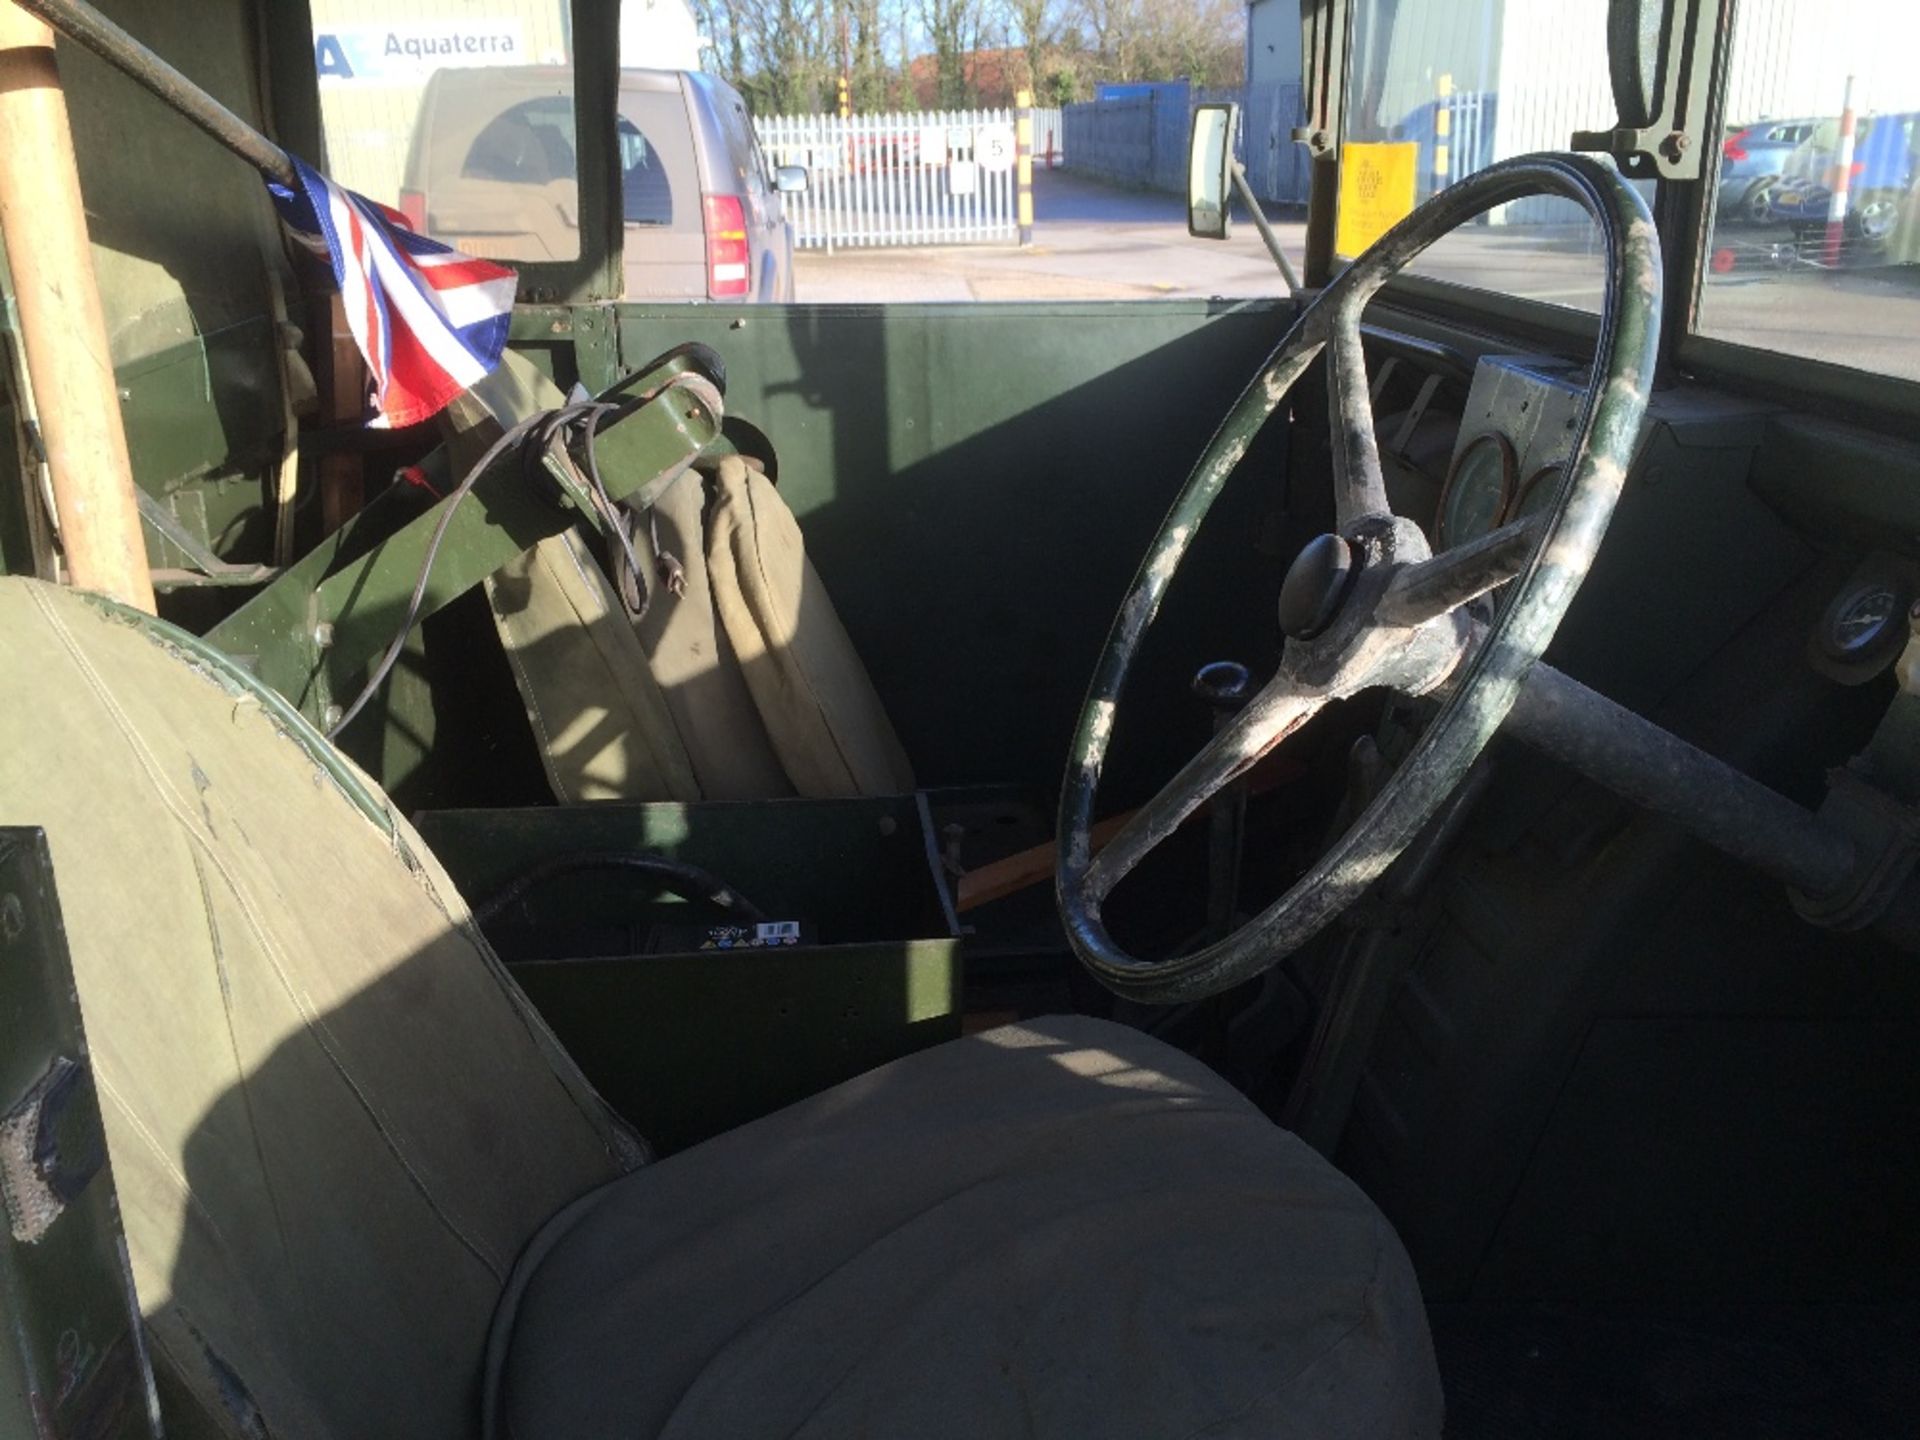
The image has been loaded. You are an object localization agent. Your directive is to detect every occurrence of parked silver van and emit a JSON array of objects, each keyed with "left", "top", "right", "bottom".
[{"left": 400, "top": 67, "right": 804, "bottom": 301}]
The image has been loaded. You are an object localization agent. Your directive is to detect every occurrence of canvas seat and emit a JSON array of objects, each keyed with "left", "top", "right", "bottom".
[
  {"left": 0, "top": 577, "right": 1441, "bottom": 1440},
  {"left": 460, "top": 356, "right": 915, "bottom": 805}
]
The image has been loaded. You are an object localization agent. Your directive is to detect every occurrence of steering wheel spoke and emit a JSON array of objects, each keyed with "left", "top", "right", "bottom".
[
  {"left": 1084, "top": 676, "right": 1327, "bottom": 902},
  {"left": 1378, "top": 513, "right": 1547, "bottom": 628},
  {"left": 1328, "top": 311, "right": 1392, "bottom": 529}
]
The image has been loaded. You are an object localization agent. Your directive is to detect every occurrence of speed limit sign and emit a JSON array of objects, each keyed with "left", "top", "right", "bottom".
[{"left": 976, "top": 123, "right": 1016, "bottom": 173}]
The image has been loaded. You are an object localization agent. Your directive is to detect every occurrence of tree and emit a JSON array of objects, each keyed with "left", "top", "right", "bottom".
[
  {"left": 1003, "top": 0, "right": 1057, "bottom": 94},
  {"left": 696, "top": 0, "right": 1243, "bottom": 114},
  {"left": 920, "top": 0, "right": 994, "bottom": 107}
]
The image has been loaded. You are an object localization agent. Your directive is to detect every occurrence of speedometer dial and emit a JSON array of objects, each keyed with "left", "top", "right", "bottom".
[{"left": 1436, "top": 432, "right": 1516, "bottom": 548}]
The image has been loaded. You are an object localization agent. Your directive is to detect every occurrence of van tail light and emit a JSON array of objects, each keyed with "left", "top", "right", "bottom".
[
  {"left": 1722, "top": 129, "right": 1749, "bottom": 163},
  {"left": 397, "top": 188, "right": 428, "bottom": 232},
  {"left": 703, "top": 194, "right": 750, "bottom": 299}
]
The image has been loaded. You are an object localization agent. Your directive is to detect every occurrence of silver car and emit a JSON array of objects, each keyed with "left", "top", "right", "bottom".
[{"left": 401, "top": 66, "right": 805, "bottom": 301}]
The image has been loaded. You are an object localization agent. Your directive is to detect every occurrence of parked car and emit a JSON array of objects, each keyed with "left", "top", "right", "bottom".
[
  {"left": 1765, "top": 111, "right": 1920, "bottom": 253},
  {"left": 1717, "top": 116, "right": 1820, "bottom": 223},
  {"left": 400, "top": 66, "right": 806, "bottom": 301}
]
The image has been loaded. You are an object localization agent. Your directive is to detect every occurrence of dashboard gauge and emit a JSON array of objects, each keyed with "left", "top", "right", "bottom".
[
  {"left": 1436, "top": 432, "right": 1516, "bottom": 548},
  {"left": 1818, "top": 580, "right": 1905, "bottom": 664},
  {"left": 1509, "top": 462, "right": 1563, "bottom": 522}
]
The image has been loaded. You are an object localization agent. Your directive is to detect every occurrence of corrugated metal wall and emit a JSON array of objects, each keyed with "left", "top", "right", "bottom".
[
  {"left": 1724, "top": 0, "right": 1920, "bottom": 123},
  {"left": 1062, "top": 81, "right": 1309, "bottom": 203}
]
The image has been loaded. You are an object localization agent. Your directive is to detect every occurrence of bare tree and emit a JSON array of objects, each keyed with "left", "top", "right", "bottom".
[
  {"left": 1003, "top": 0, "right": 1057, "bottom": 94},
  {"left": 697, "top": 0, "right": 1241, "bottom": 114}
]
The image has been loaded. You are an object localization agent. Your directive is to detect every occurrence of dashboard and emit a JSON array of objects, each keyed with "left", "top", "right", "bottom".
[{"left": 1363, "top": 330, "right": 1918, "bottom": 711}]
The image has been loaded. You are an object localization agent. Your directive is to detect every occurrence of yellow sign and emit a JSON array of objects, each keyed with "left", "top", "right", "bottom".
[{"left": 1335, "top": 141, "right": 1419, "bottom": 258}]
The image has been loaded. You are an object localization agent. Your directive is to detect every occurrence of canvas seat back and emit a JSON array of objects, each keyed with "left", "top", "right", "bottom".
[
  {"left": 0, "top": 578, "right": 636, "bottom": 1440},
  {"left": 465, "top": 355, "right": 914, "bottom": 804}
]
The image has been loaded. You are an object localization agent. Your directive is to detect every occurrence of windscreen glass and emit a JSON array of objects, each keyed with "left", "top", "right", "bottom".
[
  {"left": 1341, "top": 0, "right": 1624, "bottom": 311},
  {"left": 311, "top": 1, "right": 579, "bottom": 262},
  {"left": 1695, "top": 0, "right": 1920, "bottom": 383}
]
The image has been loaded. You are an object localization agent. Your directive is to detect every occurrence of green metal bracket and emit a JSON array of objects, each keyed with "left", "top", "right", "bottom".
[
  {"left": 204, "top": 360, "right": 722, "bottom": 726},
  {"left": 0, "top": 829, "right": 160, "bottom": 1440},
  {"left": 1294, "top": 0, "right": 1350, "bottom": 161}
]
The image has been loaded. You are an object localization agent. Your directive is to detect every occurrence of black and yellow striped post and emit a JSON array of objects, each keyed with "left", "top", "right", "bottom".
[
  {"left": 1016, "top": 87, "right": 1034, "bottom": 246},
  {"left": 1433, "top": 72, "right": 1452, "bottom": 191}
]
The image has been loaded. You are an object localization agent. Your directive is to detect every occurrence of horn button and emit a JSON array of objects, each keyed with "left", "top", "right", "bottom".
[{"left": 1277, "top": 533, "right": 1358, "bottom": 640}]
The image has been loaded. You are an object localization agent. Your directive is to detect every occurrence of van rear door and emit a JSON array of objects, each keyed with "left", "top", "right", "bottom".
[{"left": 618, "top": 84, "right": 706, "bottom": 301}]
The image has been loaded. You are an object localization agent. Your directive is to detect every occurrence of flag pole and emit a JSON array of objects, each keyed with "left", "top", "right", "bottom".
[
  {"left": 0, "top": 2, "right": 154, "bottom": 610},
  {"left": 7, "top": 0, "right": 297, "bottom": 187}
]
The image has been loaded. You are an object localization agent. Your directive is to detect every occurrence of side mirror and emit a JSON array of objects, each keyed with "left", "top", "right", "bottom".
[
  {"left": 774, "top": 165, "right": 809, "bottom": 194},
  {"left": 1188, "top": 103, "right": 1237, "bottom": 240}
]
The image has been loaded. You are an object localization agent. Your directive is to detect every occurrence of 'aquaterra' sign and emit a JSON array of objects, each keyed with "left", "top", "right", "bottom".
[{"left": 316, "top": 21, "right": 527, "bottom": 83}]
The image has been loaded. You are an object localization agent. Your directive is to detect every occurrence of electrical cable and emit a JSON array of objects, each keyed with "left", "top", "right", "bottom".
[
  {"left": 326, "top": 380, "right": 704, "bottom": 742},
  {"left": 326, "top": 403, "right": 588, "bottom": 740},
  {"left": 470, "top": 851, "right": 766, "bottom": 927}
]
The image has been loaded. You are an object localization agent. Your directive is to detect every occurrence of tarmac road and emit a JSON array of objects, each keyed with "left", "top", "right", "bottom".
[{"left": 794, "top": 170, "right": 1920, "bottom": 384}]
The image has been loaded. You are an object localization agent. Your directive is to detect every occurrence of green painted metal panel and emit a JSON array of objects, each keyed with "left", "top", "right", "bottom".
[
  {"left": 416, "top": 795, "right": 963, "bottom": 1153},
  {"left": 586, "top": 299, "right": 1300, "bottom": 798},
  {"left": 511, "top": 943, "right": 961, "bottom": 1155},
  {"left": 205, "top": 371, "right": 719, "bottom": 724}
]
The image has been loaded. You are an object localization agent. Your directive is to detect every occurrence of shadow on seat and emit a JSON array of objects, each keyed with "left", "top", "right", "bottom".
[{"left": 0, "top": 576, "right": 1440, "bottom": 1439}]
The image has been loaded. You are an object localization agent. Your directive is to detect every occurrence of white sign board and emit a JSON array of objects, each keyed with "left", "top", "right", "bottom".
[
  {"left": 918, "top": 126, "right": 949, "bottom": 167},
  {"left": 976, "top": 124, "right": 1016, "bottom": 173},
  {"left": 948, "top": 159, "right": 978, "bottom": 196},
  {"left": 315, "top": 20, "right": 526, "bottom": 83}
]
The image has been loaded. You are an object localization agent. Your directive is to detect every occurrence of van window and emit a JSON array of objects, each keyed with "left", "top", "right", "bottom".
[
  {"left": 617, "top": 88, "right": 702, "bottom": 235},
  {"left": 618, "top": 119, "right": 673, "bottom": 226},
  {"left": 696, "top": 83, "right": 765, "bottom": 197},
  {"left": 464, "top": 97, "right": 576, "bottom": 186},
  {"left": 311, "top": 0, "right": 579, "bottom": 262}
]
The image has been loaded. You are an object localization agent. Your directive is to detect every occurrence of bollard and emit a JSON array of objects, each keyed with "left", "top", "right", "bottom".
[
  {"left": 1016, "top": 87, "right": 1034, "bottom": 246},
  {"left": 1823, "top": 74, "right": 1857, "bottom": 269},
  {"left": 1434, "top": 72, "right": 1452, "bottom": 191}
]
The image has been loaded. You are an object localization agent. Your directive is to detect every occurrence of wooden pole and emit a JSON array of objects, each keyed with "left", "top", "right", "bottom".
[{"left": 0, "top": 3, "right": 154, "bottom": 611}]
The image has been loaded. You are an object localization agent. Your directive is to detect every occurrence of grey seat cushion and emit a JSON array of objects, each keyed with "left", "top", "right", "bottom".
[{"left": 488, "top": 1015, "right": 1442, "bottom": 1439}]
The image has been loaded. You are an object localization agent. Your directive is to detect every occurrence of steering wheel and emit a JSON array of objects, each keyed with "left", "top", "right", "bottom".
[{"left": 1057, "top": 154, "right": 1661, "bottom": 1004}]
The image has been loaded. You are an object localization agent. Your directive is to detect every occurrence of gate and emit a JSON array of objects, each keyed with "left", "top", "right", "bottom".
[{"left": 756, "top": 109, "right": 1022, "bottom": 250}]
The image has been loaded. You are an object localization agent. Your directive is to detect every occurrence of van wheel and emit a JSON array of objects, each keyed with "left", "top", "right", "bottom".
[{"left": 1853, "top": 190, "right": 1900, "bottom": 250}]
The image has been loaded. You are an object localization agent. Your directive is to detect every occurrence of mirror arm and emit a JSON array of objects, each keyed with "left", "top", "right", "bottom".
[
  {"left": 1571, "top": 0, "right": 1717, "bottom": 180},
  {"left": 1231, "top": 163, "right": 1302, "bottom": 292}
]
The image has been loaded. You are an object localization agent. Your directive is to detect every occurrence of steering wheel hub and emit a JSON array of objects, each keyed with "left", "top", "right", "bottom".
[{"left": 1277, "top": 532, "right": 1357, "bottom": 640}]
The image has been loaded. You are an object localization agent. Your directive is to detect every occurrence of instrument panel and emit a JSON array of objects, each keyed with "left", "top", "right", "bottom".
[{"left": 1434, "top": 355, "right": 1590, "bottom": 549}]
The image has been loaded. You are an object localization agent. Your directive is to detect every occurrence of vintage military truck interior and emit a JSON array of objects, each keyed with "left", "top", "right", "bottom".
[{"left": 3, "top": 0, "right": 1918, "bottom": 1435}]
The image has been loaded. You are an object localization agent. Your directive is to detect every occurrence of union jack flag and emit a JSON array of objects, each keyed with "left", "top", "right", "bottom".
[{"left": 270, "top": 155, "right": 517, "bottom": 429}]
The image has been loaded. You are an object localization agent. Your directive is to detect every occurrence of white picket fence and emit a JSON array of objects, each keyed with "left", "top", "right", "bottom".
[{"left": 757, "top": 108, "right": 1053, "bottom": 251}]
